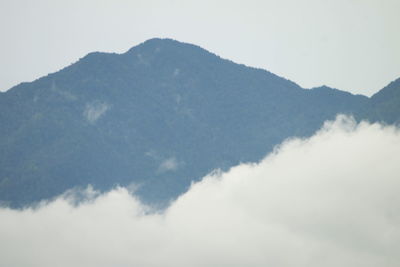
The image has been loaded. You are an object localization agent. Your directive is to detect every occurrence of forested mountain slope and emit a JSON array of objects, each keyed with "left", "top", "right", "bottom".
[{"left": 1, "top": 38, "right": 396, "bottom": 207}]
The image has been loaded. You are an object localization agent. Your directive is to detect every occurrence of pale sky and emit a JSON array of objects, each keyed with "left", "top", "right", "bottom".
[{"left": 0, "top": 0, "right": 399, "bottom": 96}]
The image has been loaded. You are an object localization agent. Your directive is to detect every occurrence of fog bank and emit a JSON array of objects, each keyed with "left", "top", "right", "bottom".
[{"left": 1, "top": 116, "right": 399, "bottom": 267}]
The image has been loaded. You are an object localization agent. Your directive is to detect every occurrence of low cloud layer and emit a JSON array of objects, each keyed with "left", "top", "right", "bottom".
[{"left": 1, "top": 116, "right": 400, "bottom": 267}]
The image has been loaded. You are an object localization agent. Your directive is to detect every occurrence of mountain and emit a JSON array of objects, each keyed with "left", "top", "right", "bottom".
[
  {"left": 356, "top": 78, "right": 400, "bottom": 124},
  {"left": 0, "top": 38, "right": 396, "bottom": 207}
]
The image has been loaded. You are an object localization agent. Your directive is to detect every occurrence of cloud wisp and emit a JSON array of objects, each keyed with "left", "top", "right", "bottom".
[
  {"left": 83, "top": 101, "right": 110, "bottom": 124},
  {"left": 1, "top": 116, "right": 400, "bottom": 267},
  {"left": 158, "top": 157, "right": 180, "bottom": 173}
]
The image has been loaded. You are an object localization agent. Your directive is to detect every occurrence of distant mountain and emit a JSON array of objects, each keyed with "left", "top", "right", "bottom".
[
  {"left": 0, "top": 38, "right": 397, "bottom": 207},
  {"left": 356, "top": 78, "right": 400, "bottom": 124}
]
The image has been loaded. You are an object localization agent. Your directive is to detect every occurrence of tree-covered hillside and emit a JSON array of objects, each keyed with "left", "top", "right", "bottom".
[
  {"left": 357, "top": 78, "right": 400, "bottom": 124},
  {"left": 0, "top": 38, "right": 397, "bottom": 207}
]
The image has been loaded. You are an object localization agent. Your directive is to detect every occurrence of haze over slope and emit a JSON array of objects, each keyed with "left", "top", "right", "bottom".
[{"left": 0, "top": 38, "right": 398, "bottom": 207}]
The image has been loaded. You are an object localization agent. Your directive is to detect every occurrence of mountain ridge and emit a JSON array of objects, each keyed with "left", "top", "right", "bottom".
[{"left": 3, "top": 38, "right": 377, "bottom": 99}]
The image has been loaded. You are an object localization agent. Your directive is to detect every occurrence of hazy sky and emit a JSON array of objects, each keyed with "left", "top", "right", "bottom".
[
  {"left": 1, "top": 116, "right": 400, "bottom": 266},
  {"left": 0, "top": 0, "right": 399, "bottom": 96}
]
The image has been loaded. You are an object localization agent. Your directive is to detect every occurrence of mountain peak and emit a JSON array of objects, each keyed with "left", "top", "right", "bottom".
[
  {"left": 311, "top": 85, "right": 333, "bottom": 91},
  {"left": 126, "top": 38, "right": 206, "bottom": 54},
  {"left": 142, "top": 37, "right": 179, "bottom": 45},
  {"left": 371, "top": 77, "right": 400, "bottom": 99}
]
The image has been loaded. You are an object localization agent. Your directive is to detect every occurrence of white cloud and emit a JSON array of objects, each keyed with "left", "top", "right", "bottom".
[
  {"left": 1, "top": 116, "right": 400, "bottom": 267},
  {"left": 158, "top": 157, "right": 180, "bottom": 173},
  {"left": 83, "top": 101, "right": 110, "bottom": 124}
]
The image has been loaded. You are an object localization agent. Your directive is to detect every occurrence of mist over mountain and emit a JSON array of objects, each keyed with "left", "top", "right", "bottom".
[
  {"left": 2, "top": 117, "right": 400, "bottom": 267},
  {"left": 0, "top": 38, "right": 398, "bottom": 207}
]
